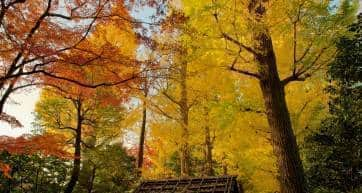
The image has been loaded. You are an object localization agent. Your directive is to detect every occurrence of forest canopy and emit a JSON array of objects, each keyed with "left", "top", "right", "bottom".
[{"left": 0, "top": 1, "right": 360, "bottom": 193}]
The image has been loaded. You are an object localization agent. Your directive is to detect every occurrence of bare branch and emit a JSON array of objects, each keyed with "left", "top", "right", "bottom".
[
  {"left": 230, "top": 67, "right": 261, "bottom": 79},
  {"left": 221, "top": 32, "right": 258, "bottom": 56},
  {"left": 296, "top": 41, "right": 313, "bottom": 64},
  {"left": 212, "top": 9, "right": 257, "bottom": 56},
  {"left": 148, "top": 99, "right": 178, "bottom": 121},
  {"left": 26, "top": 0, "right": 52, "bottom": 40},
  {"left": 281, "top": 73, "right": 312, "bottom": 86},
  {"left": 282, "top": 47, "right": 328, "bottom": 86},
  {"left": 47, "top": 13, "right": 71, "bottom": 20},
  {"left": 162, "top": 91, "right": 181, "bottom": 106},
  {"left": 229, "top": 48, "right": 260, "bottom": 79},
  {"left": 292, "top": 21, "right": 297, "bottom": 75},
  {"left": 58, "top": 126, "right": 77, "bottom": 132},
  {"left": 7, "top": 69, "right": 138, "bottom": 88}
]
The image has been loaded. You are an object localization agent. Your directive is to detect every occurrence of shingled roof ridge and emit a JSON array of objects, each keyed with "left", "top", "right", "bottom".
[{"left": 141, "top": 175, "right": 237, "bottom": 183}]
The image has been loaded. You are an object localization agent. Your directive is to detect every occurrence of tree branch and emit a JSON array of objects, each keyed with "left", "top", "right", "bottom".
[
  {"left": 148, "top": 99, "right": 178, "bottom": 121},
  {"left": 230, "top": 66, "right": 261, "bottom": 79},
  {"left": 221, "top": 32, "right": 258, "bottom": 56},
  {"left": 282, "top": 47, "right": 327, "bottom": 86},
  {"left": 229, "top": 49, "right": 260, "bottom": 79},
  {"left": 58, "top": 126, "right": 77, "bottom": 132},
  {"left": 162, "top": 91, "right": 181, "bottom": 106},
  {"left": 212, "top": 11, "right": 257, "bottom": 56},
  {"left": 280, "top": 73, "right": 311, "bottom": 86}
]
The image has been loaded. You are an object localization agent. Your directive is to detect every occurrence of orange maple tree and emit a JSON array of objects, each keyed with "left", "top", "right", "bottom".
[
  {"left": 0, "top": 133, "right": 71, "bottom": 178},
  {"left": 0, "top": 0, "right": 141, "bottom": 126},
  {"left": 128, "top": 144, "right": 155, "bottom": 169},
  {"left": 32, "top": 3, "right": 141, "bottom": 191},
  {"left": 0, "top": 1, "right": 142, "bottom": 183},
  {"left": 0, "top": 134, "right": 70, "bottom": 157}
]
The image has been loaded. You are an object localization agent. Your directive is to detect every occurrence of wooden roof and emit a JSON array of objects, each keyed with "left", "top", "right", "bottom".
[{"left": 134, "top": 175, "right": 243, "bottom": 193}]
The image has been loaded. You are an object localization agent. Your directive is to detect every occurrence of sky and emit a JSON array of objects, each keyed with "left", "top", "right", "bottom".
[
  {"left": 0, "top": 90, "right": 39, "bottom": 136},
  {"left": 0, "top": 1, "right": 361, "bottom": 137}
]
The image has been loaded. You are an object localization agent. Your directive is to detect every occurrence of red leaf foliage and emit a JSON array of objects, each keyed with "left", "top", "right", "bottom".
[
  {"left": 0, "top": 162, "right": 11, "bottom": 178},
  {"left": 0, "top": 134, "right": 71, "bottom": 158},
  {"left": 0, "top": 134, "right": 72, "bottom": 177},
  {"left": 127, "top": 144, "right": 156, "bottom": 169}
]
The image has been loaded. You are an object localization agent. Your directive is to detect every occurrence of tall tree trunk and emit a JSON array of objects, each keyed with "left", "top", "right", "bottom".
[
  {"left": 221, "top": 153, "right": 228, "bottom": 175},
  {"left": 248, "top": 1, "right": 306, "bottom": 193},
  {"left": 137, "top": 83, "right": 148, "bottom": 170},
  {"left": 64, "top": 101, "right": 82, "bottom": 193},
  {"left": 34, "top": 159, "right": 42, "bottom": 193},
  {"left": 180, "top": 61, "right": 190, "bottom": 177},
  {"left": 87, "top": 165, "right": 96, "bottom": 193},
  {"left": 204, "top": 108, "right": 214, "bottom": 176}
]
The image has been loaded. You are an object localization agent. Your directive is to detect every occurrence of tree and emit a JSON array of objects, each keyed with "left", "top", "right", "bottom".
[
  {"left": 303, "top": 14, "right": 361, "bottom": 193},
  {"left": 145, "top": 20, "right": 242, "bottom": 178},
  {"left": 35, "top": 91, "right": 89, "bottom": 193},
  {"left": 126, "top": 0, "right": 169, "bottom": 174},
  {"left": 34, "top": 40, "right": 135, "bottom": 193},
  {"left": 143, "top": 10, "right": 195, "bottom": 177},
  {"left": 33, "top": 3, "right": 138, "bottom": 190},
  {"left": 75, "top": 145, "right": 138, "bottom": 193},
  {"left": 0, "top": 151, "right": 70, "bottom": 193},
  {"left": 180, "top": 0, "right": 357, "bottom": 192},
  {"left": 0, "top": 133, "right": 71, "bottom": 192},
  {"left": 137, "top": 79, "right": 149, "bottom": 171},
  {"left": 0, "top": 0, "right": 139, "bottom": 127},
  {"left": 35, "top": 86, "right": 128, "bottom": 193}
]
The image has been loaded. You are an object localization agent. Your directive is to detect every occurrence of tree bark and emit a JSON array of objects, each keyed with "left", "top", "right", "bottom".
[
  {"left": 179, "top": 61, "right": 191, "bottom": 177},
  {"left": 248, "top": 1, "right": 306, "bottom": 193},
  {"left": 34, "top": 159, "right": 42, "bottom": 193},
  {"left": 257, "top": 41, "right": 306, "bottom": 193},
  {"left": 0, "top": 78, "right": 17, "bottom": 114},
  {"left": 204, "top": 108, "right": 214, "bottom": 176},
  {"left": 137, "top": 85, "right": 148, "bottom": 170},
  {"left": 221, "top": 153, "right": 228, "bottom": 175},
  {"left": 87, "top": 165, "right": 96, "bottom": 193},
  {"left": 64, "top": 100, "right": 82, "bottom": 193}
]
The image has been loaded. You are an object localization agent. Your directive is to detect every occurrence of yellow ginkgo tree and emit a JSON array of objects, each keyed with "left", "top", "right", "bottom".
[{"left": 179, "top": 0, "right": 358, "bottom": 192}]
